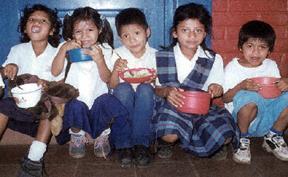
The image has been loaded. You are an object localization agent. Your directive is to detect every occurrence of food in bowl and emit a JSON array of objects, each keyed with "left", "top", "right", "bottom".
[
  {"left": 119, "top": 68, "right": 155, "bottom": 83},
  {"left": 11, "top": 83, "right": 42, "bottom": 108},
  {"left": 67, "top": 48, "right": 93, "bottom": 62},
  {"left": 177, "top": 90, "right": 211, "bottom": 115},
  {"left": 250, "top": 77, "right": 281, "bottom": 99}
]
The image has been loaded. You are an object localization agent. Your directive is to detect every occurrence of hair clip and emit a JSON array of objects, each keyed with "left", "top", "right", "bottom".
[{"left": 100, "top": 14, "right": 106, "bottom": 21}]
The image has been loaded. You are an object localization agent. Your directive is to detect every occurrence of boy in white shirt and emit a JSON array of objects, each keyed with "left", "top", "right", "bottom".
[
  {"left": 109, "top": 8, "right": 157, "bottom": 168},
  {"left": 223, "top": 20, "right": 288, "bottom": 164}
]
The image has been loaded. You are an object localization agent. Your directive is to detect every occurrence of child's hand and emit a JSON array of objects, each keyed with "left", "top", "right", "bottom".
[
  {"left": 166, "top": 87, "right": 185, "bottom": 108},
  {"left": 83, "top": 44, "right": 104, "bottom": 64},
  {"left": 208, "top": 83, "right": 223, "bottom": 98},
  {"left": 37, "top": 79, "right": 48, "bottom": 90},
  {"left": 276, "top": 78, "right": 288, "bottom": 92},
  {"left": 144, "top": 69, "right": 157, "bottom": 84},
  {"left": 62, "top": 39, "right": 81, "bottom": 52},
  {"left": 113, "top": 58, "right": 128, "bottom": 73},
  {"left": 4, "top": 63, "right": 18, "bottom": 80},
  {"left": 240, "top": 79, "right": 259, "bottom": 91}
]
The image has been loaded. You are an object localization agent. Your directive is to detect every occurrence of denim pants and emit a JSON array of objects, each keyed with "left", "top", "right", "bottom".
[{"left": 113, "top": 83, "right": 154, "bottom": 147}]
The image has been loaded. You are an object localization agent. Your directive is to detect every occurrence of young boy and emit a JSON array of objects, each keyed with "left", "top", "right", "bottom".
[
  {"left": 223, "top": 20, "right": 288, "bottom": 164},
  {"left": 109, "top": 8, "right": 157, "bottom": 168},
  {"left": 0, "top": 4, "right": 62, "bottom": 176}
]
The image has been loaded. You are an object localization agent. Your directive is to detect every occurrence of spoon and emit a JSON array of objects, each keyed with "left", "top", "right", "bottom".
[{"left": 115, "top": 52, "right": 134, "bottom": 77}]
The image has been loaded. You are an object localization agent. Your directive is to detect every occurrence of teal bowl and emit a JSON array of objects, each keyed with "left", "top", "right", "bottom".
[{"left": 67, "top": 48, "right": 93, "bottom": 62}]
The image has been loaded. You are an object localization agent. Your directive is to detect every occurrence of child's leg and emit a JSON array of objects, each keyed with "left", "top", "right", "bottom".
[
  {"left": 237, "top": 103, "right": 258, "bottom": 135},
  {"left": 271, "top": 107, "right": 288, "bottom": 132},
  {"left": 0, "top": 113, "right": 8, "bottom": 137}
]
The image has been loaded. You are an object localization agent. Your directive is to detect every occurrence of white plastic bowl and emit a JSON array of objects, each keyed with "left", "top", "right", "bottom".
[{"left": 11, "top": 83, "right": 42, "bottom": 108}]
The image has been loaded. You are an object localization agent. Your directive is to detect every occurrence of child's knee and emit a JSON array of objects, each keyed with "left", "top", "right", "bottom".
[{"left": 161, "top": 134, "right": 178, "bottom": 143}]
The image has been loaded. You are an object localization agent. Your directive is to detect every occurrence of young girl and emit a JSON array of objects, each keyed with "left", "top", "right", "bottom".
[
  {"left": 153, "top": 3, "right": 239, "bottom": 159},
  {"left": 0, "top": 4, "right": 62, "bottom": 176},
  {"left": 109, "top": 8, "right": 157, "bottom": 167},
  {"left": 223, "top": 20, "right": 288, "bottom": 164},
  {"left": 51, "top": 7, "right": 132, "bottom": 167}
]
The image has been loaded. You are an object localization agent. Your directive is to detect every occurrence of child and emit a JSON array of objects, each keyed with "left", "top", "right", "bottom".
[
  {"left": 0, "top": 4, "right": 62, "bottom": 176},
  {"left": 51, "top": 7, "right": 132, "bottom": 167},
  {"left": 109, "top": 8, "right": 157, "bottom": 167},
  {"left": 223, "top": 20, "right": 288, "bottom": 164},
  {"left": 153, "top": 3, "right": 239, "bottom": 159}
]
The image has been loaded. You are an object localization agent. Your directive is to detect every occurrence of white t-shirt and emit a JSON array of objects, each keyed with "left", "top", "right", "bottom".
[
  {"left": 65, "top": 43, "right": 113, "bottom": 109},
  {"left": 111, "top": 43, "right": 157, "bottom": 88},
  {"left": 224, "top": 58, "right": 280, "bottom": 113},
  {"left": 3, "top": 42, "right": 63, "bottom": 81},
  {"left": 172, "top": 44, "right": 224, "bottom": 91}
]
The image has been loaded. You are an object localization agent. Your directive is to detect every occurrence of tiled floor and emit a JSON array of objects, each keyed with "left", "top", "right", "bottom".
[{"left": 0, "top": 138, "right": 288, "bottom": 177}]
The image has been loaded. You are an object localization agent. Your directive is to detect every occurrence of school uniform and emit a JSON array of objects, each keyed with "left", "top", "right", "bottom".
[
  {"left": 154, "top": 44, "right": 239, "bottom": 157},
  {"left": 111, "top": 44, "right": 157, "bottom": 147},
  {"left": 57, "top": 43, "right": 132, "bottom": 149},
  {"left": 0, "top": 42, "right": 63, "bottom": 137}
]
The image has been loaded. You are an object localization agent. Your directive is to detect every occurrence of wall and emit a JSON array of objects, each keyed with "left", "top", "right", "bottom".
[{"left": 212, "top": 0, "right": 288, "bottom": 77}]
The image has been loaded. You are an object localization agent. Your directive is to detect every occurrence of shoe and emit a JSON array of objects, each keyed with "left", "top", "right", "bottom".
[
  {"left": 94, "top": 129, "right": 111, "bottom": 159},
  {"left": 263, "top": 134, "right": 288, "bottom": 161},
  {"left": 134, "top": 145, "right": 151, "bottom": 168},
  {"left": 233, "top": 137, "right": 251, "bottom": 164},
  {"left": 211, "top": 145, "right": 228, "bottom": 161},
  {"left": 18, "top": 156, "right": 44, "bottom": 177},
  {"left": 69, "top": 134, "right": 87, "bottom": 158},
  {"left": 157, "top": 139, "right": 173, "bottom": 159},
  {"left": 117, "top": 148, "right": 133, "bottom": 168}
]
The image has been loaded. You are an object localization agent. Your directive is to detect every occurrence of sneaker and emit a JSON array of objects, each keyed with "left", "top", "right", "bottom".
[
  {"left": 134, "top": 145, "right": 151, "bottom": 168},
  {"left": 263, "top": 134, "right": 288, "bottom": 161},
  {"left": 157, "top": 139, "right": 173, "bottom": 159},
  {"left": 18, "top": 156, "right": 44, "bottom": 177},
  {"left": 69, "top": 134, "right": 87, "bottom": 158},
  {"left": 117, "top": 148, "right": 133, "bottom": 168},
  {"left": 94, "top": 128, "right": 111, "bottom": 159},
  {"left": 233, "top": 137, "right": 251, "bottom": 164}
]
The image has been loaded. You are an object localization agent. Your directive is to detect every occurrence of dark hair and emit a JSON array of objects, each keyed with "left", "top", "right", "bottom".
[
  {"left": 115, "top": 8, "right": 148, "bottom": 36},
  {"left": 63, "top": 6, "right": 114, "bottom": 48},
  {"left": 168, "top": 3, "right": 212, "bottom": 51},
  {"left": 19, "top": 4, "right": 62, "bottom": 47},
  {"left": 238, "top": 20, "right": 276, "bottom": 52}
]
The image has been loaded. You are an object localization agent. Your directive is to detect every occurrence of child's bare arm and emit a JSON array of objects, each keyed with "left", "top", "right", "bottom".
[
  {"left": 223, "top": 79, "right": 259, "bottom": 103},
  {"left": 52, "top": 40, "right": 81, "bottom": 76},
  {"left": 277, "top": 78, "right": 288, "bottom": 92},
  {"left": 108, "top": 58, "right": 127, "bottom": 89}
]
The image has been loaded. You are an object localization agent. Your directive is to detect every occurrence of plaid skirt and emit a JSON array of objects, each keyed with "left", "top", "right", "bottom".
[{"left": 153, "top": 99, "right": 239, "bottom": 157}]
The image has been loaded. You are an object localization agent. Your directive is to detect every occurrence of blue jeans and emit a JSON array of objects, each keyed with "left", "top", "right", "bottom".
[{"left": 113, "top": 83, "right": 154, "bottom": 147}]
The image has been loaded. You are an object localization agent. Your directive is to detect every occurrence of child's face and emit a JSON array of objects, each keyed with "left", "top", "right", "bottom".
[
  {"left": 25, "top": 10, "right": 53, "bottom": 42},
  {"left": 240, "top": 38, "right": 270, "bottom": 67},
  {"left": 73, "top": 19, "right": 100, "bottom": 48},
  {"left": 173, "top": 19, "right": 206, "bottom": 53},
  {"left": 119, "top": 24, "right": 150, "bottom": 58}
]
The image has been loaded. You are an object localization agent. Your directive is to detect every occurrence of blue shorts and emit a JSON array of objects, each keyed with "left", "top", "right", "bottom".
[{"left": 232, "top": 90, "right": 288, "bottom": 137}]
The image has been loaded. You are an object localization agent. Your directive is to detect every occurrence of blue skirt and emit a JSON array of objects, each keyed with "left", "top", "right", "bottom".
[
  {"left": 233, "top": 90, "right": 288, "bottom": 137},
  {"left": 0, "top": 97, "right": 40, "bottom": 137}
]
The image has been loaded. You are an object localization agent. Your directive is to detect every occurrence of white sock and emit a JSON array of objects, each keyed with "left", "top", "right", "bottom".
[
  {"left": 69, "top": 129, "right": 85, "bottom": 136},
  {"left": 27, "top": 141, "right": 47, "bottom": 161}
]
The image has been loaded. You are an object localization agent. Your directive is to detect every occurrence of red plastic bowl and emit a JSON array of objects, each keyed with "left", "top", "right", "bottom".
[
  {"left": 250, "top": 77, "right": 281, "bottom": 99},
  {"left": 177, "top": 91, "right": 211, "bottom": 115},
  {"left": 119, "top": 68, "right": 155, "bottom": 84}
]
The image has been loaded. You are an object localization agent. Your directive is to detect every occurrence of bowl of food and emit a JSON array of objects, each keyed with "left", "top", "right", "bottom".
[
  {"left": 177, "top": 90, "right": 211, "bottom": 115},
  {"left": 67, "top": 48, "right": 93, "bottom": 62},
  {"left": 250, "top": 77, "right": 281, "bottom": 99},
  {"left": 119, "top": 68, "right": 155, "bottom": 83},
  {"left": 11, "top": 83, "right": 42, "bottom": 108}
]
